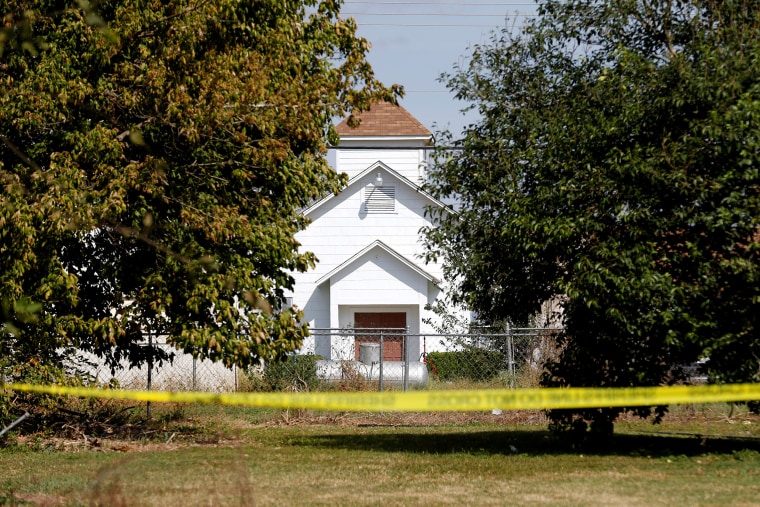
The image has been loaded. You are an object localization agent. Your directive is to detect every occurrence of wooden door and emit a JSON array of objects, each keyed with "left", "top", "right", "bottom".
[{"left": 354, "top": 312, "right": 406, "bottom": 361}]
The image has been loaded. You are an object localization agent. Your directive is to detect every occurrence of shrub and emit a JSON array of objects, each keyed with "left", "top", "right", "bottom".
[
  {"left": 426, "top": 348, "right": 506, "bottom": 382},
  {"left": 247, "top": 354, "right": 322, "bottom": 392}
]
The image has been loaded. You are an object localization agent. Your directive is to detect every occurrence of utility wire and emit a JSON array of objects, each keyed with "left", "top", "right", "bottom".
[
  {"left": 358, "top": 24, "right": 526, "bottom": 27},
  {"left": 344, "top": 1, "right": 537, "bottom": 5},
  {"left": 342, "top": 9, "right": 536, "bottom": 28},
  {"left": 343, "top": 12, "right": 537, "bottom": 17},
  {"left": 356, "top": 22, "right": 529, "bottom": 28}
]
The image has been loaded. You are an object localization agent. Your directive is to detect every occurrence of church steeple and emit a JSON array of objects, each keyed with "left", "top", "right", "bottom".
[
  {"left": 332, "top": 101, "right": 433, "bottom": 181},
  {"left": 336, "top": 101, "right": 432, "bottom": 139}
]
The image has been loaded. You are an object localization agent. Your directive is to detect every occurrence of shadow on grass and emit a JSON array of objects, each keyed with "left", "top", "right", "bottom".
[{"left": 291, "top": 429, "right": 760, "bottom": 457}]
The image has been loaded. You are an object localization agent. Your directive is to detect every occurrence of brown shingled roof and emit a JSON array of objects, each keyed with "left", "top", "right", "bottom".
[{"left": 335, "top": 102, "right": 432, "bottom": 137}]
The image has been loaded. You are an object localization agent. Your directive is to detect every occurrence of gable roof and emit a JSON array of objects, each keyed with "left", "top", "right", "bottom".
[
  {"left": 335, "top": 102, "right": 432, "bottom": 138},
  {"left": 316, "top": 239, "right": 441, "bottom": 286},
  {"left": 302, "top": 161, "right": 450, "bottom": 216}
]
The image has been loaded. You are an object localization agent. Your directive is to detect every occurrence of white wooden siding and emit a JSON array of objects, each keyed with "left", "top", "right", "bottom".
[
  {"left": 290, "top": 139, "right": 447, "bottom": 358},
  {"left": 330, "top": 253, "right": 429, "bottom": 305},
  {"left": 336, "top": 149, "right": 427, "bottom": 181}
]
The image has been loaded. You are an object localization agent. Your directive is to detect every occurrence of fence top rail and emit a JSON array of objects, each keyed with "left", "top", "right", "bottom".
[
  {"left": 309, "top": 327, "right": 408, "bottom": 335},
  {"left": 308, "top": 328, "right": 562, "bottom": 337}
]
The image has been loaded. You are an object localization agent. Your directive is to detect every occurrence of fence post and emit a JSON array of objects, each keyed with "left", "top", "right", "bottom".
[
  {"left": 0, "top": 412, "right": 29, "bottom": 437},
  {"left": 507, "top": 323, "right": 515, "bottom": 389},
  {"left": 403, "top": 327, "right": 410, "bottom": 392},
  {"left": 192, "top": 356, "right": 197, "bottom": 391},
  {"left": 146, "top": 333, "right": 153, "bottom": 418},
  {"left": 379, "top": 331, "right": 384, "bottom": 392}
]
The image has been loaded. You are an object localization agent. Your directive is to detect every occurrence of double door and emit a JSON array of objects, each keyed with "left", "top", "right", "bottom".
[{"left": 354, "top": 312, "right": 406, "bottom": 361}]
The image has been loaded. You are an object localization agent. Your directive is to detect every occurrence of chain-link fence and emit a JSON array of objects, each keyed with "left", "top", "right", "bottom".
[
  {"left": 77, "top": 328, "right": 560, "bottom": 393},
  {"left": 423, "top": 328, "right": 561, "bottom": 389},
  {"left": 78, "top": 336, "right": 238, "bottom": 393},
  {"left": 246, "top": 327, "right": 561, "bottom": 393}
]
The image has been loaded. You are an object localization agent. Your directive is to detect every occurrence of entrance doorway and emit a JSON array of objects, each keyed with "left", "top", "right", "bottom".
[{"left": 354, "top": 312, "right": 406, "bottom": 361}]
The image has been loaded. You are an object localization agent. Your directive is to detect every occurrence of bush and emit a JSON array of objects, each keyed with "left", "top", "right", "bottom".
[
  {"left": 247, "top": 354, "right": 322, "bottom": 392},
  {"left": 426, "top": 348, "right": 506, "bottom": 382},
  {"left": 0, "top": 360, "right": 119, "bottom": 439}
]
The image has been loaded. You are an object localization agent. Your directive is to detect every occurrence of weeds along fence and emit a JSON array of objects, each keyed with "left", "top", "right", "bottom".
[
  {"left": 79, "top": 328, "right": 559, "bottom": 393},
  {"left": 247, "top": 327, "right": 561, "bottom": 393}
]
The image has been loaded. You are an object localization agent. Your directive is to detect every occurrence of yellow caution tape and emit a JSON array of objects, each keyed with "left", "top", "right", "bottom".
[{"left": 4, "top": 382, "right": 759, "bottom": 412}]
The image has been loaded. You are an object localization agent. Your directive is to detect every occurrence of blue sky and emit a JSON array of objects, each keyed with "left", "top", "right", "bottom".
[{"left": 343, "top": 1, "right": 540, "bottom": 139}]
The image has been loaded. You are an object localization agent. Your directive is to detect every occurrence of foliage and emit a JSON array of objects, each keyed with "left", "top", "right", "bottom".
[
  {"left": 247, "top": 354, "right": 323, "bottom": 392},
  {"left": 423, "top": 297, "right": 477, "bottom": 335},
  {"left": 0, "top": 0, "right": 400, "bottom": 389},
  {"left": 0, "top": 369, "right": 99, "bottom": 435},
  {"left": 426, "top": 349, "right": 505, "bottom": 382},
  {"left": 424, "top": 0, "right": 760, "bottom": 434},
  {"left": 331, "top": 360, "right": 373, "bottom": 391}
]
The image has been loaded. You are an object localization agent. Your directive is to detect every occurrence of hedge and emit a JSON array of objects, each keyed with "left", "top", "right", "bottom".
[{"left": 425, "top": 348, "right": 506, "bottom": 381}]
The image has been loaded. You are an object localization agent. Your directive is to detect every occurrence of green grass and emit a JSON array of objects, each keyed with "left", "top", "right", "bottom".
[{"left": 1, "top": 404, "right": 759, "bottom": 506}]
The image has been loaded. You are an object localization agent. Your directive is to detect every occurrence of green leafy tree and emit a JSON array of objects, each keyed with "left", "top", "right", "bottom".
[
  {"left": 424, "top": 0, "right": 760, "bottom": 434},
  {"left": 1, "top": 0, "right": 399, "bottom": 385}
]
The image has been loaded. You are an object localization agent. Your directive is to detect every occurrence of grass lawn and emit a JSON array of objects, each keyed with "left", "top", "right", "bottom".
[{"left": 0, "top": 404, "right": 759, "bottom": 506}]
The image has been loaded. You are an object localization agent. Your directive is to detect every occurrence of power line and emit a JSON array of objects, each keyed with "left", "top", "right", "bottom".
[
  {"left": 343, "top": 12, "right": 537, "bottom": 17},
  {"left": 356, "top": 22, "right": 530, "bottom": 28},
  {"left": 342, "top": 9, "right": 537, "bottom": 28},
  {"left": 344, "top": 1, "right": 537, "bottom": 5},
  {"left": 358, "top": 23, "right": 524, "bottom": 27}
]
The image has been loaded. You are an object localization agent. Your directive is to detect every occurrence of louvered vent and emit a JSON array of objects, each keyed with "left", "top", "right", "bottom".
[{"left": 365, "top": 185, "right": 396, "bottom": 213}]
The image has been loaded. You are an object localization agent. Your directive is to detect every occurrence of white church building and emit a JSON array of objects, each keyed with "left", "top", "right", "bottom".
[{"left": 289, "top": 102, "right": 452, "bottom": 363}]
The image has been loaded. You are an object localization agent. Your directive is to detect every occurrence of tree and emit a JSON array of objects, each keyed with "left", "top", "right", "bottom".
[
  {"left": 424, "top": 0, "right": 760, "bottom": 434},
  {"left": 0, "top": 0, "right": 399, "bottom": 385}
]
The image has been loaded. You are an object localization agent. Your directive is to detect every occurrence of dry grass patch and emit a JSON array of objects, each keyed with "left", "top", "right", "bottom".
[{"left": 1, "top": 404, "right": 759, "bottom": 506}]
